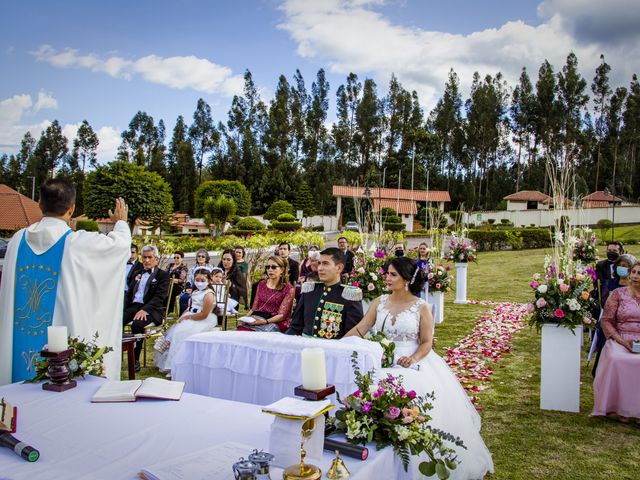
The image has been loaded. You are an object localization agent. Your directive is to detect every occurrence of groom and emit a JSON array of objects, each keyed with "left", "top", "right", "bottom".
[{"left": 286, "top": 247, "right": 363, "bottom": 339}]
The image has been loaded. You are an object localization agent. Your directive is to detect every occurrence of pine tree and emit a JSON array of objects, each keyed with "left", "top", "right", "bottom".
[{"left": 295, "top": 181, "right": 317, "bottom": 217}]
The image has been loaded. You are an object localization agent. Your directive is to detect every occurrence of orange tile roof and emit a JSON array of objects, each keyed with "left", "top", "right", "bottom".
[
  {"left": 583, "top": 191, "right": 622, "bottom": 203},
  {"left": 0, "top": 184, "right": 43, "bottom": 231},
  {"left": 332, "top": 186, "right": 450, "bottom": 202},
  {"left": 582, "top": 200, "right": 611, "bottom": 208},
  {"left": 504, "top": 190, "right": 551, "bottom": 202},
  {"left": 373, "top": 199, "right": 417, "bottom": 215}
]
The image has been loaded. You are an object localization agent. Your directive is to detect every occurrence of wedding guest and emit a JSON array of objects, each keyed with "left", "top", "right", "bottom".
[
  {"left": 592, "top": 254, "right": 637, "bottom": 377},
  {"left": 210, "top": 267, "right": 238, "bottom": 316},
  {"left": 179, "top": 249, "right": 213, "bottom": 314},
  {"left": 286, "top": 247, "right": 362, "bottom": 339},
  {"left": 219, "top": 248, "right": 247, "bottom": 303},
  {"left": 166, "top": 251, "right": 188, "bottom": 314},
  {"left": 416, "top": 242, "right": 431, "bottom": 271},
  {"left": 592, "top": 261, "right": 640, "bottom": 423},
  {"left": 337, "top": 237, "right": 355, "bottom": 274},
  {"left": 595, "top": 241, "right": 625, "bottom": 303},
  {"left": 233, "top": 245, "right": 249, "bottom": 308},
  {"left": 237, "top": 256, "right": 295, "bottom": 333},
  {"left": 278, "top": 242, "right": 299, "bottom": 285},
  {"left": 123, "top": 245, "right": 170, "bottom": 371},
  {"left": 125, "top": 244, "right": 144, "bottom": 294},
  {"left": 154, "top": 268, "right": 218, "bottom": 376},
  {"left": 297, "top": 248, "right": 320, "bottom": 299}
]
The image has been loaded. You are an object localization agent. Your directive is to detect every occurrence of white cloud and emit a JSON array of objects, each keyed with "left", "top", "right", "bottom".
[
  {"left": 34, "top": 89, "right": 58, "bottom": 111},
  {"left": 278, "top": 0, "right": 640, "bottom": 107},
  {"left": 31, "top": 45, "right": 244, "bottom": 97}
]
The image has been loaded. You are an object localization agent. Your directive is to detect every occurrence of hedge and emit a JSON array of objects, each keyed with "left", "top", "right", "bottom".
[
  {"left": 277, "top": 213, "right": 296, "bottom": 222},
  {"left": 270, "top": 220, "right": 302, "bottom": 232},
  {"left": 467, "top": 228, "right": 551, "bottom": 251},
  {"left": 75, "top": 219, "right": 99, "bottom": 231},
  {"left": 235, "top": 217, "right": 266, "bottom": 231}
]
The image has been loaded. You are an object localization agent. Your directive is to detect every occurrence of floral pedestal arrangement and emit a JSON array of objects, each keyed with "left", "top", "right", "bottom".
[
  {"left": 427, "top": 291, "right": 444, "bottom": 324},
  {"left": 540, "top": 324, "right": 583, "bottom": 412},
  {"left": 454, "top": 263, "right": 468, "bottom": 304}
]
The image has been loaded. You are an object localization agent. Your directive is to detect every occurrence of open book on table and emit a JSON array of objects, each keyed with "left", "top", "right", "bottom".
[{"left": 91, "top": 378, "right": 184, "bottom": 403}]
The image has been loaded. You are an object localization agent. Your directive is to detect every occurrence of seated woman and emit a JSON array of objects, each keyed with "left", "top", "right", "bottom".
[
  {"left": 166, "top": 251, "right": 188, "bottom": 314},
  {"left": 178, "top": 249, "right": 214, "bottom": 314},
  {"left": 592, "top": 261, "right": 640, "bottom": 423},
  {"left": 154, "top": 268, "right": 218, "bottom": 375},
  {"left": 219, "top": 248, "right": 248, "bottom": 305},
  {"left": 237, "top": 256, "right": 294, "bottom": 333},
  {"left": 344, "top": 256, "right": 493, "bottom": 480}
]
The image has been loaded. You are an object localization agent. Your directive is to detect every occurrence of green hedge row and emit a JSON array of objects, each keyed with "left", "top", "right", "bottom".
[{"left": 467, "top": 228, "right": 551, "bottom": 251}]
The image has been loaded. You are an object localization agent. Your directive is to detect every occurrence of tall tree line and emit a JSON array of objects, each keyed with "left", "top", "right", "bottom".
[{"left": 3, "top": 51, "right": 640, "bottom": 215}]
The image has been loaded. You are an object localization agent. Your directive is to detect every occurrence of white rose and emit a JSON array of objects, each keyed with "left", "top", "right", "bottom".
[
  {"left": 370, "top": 273, "right": 378, "bottom": 281},
  {"left": 537, "top": 285, "right": 548, "bottom": 294},
  {"left": 367, "top": 283, "right": 375, "bottom": 291},
  {"left": 380, "top": 338, "right": 391, "bottom": 346},
  {"left": 568, "top": 299, "right": 580, "bottom": 311},
  {"left": 458, "top": 254, "right": 465, "bottom": 261},
  {"left": 357, "top": 267, "right": 366, "bottom": 274}
]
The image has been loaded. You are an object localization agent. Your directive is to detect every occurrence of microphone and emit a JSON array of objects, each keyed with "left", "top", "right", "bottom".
[{"left": 0, "top": 431, "right": 40, "bottom": 462}]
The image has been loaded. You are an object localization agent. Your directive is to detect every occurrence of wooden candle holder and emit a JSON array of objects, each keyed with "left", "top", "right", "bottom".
[
  {"left": 294, "top": 384, "right": 335, "bottom": 401},
  {"left": 40, "top": 348, "right": 77, "bottom": 392}
]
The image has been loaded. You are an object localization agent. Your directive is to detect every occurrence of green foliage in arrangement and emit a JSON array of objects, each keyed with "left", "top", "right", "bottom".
[
  {"left": 194, "top": 180, "right": 251, "bottom": 217},
  {"left": 264, "top": 200, "right": 295, "bottom": 220}
]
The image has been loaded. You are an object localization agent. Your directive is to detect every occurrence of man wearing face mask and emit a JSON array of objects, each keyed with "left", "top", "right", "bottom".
[{"left": 595, "top": 241, "right": 625, "bottom": 303}]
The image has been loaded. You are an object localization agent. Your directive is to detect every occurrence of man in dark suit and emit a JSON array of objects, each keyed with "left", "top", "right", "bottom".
[
  {"left": 123, "top": 244, "right": 170, "bottom": 371},
  {"left": 278, "top": 242, "right": 300, "bottom": 286},
  {"left": 337, "top": 236, "right": 355, "bottom": 275},
  {"left": 594, "top": 241, "right": 624, "bottom": 305},
  {"left": 125, "top": 244, "right": 144, "bottom": 295},
  {"left": 286, "top": 247, "right": 363, "bottom": 339}
]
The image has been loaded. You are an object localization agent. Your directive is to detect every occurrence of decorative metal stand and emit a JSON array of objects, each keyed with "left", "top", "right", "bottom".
[{"left": 40, "top": 348, "right": 77, "bottom": 392}]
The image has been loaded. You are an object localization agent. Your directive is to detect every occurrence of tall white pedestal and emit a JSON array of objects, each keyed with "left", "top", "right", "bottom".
[
  {"left": 427, "top": 291, "right": 444, "bottom": 324},
  {"left": 454, "top": 262, "right": 468, "bottom": 304},
  {"left": 540, "top": 324, "right": 583, "bottom": 413}
]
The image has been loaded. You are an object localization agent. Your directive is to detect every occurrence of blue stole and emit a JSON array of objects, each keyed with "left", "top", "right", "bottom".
[{"left": 12, "top": 229, "right": 71, "bottom": 382}]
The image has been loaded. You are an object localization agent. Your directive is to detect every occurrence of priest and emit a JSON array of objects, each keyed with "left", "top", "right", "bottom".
[{"left": 0, "top": 179, "right": 131, "bottom": 385}]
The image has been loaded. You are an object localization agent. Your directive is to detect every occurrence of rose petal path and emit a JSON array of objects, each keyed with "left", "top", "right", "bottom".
[{"left": 442, "top": 300, "right": 530, "bottom": 408}]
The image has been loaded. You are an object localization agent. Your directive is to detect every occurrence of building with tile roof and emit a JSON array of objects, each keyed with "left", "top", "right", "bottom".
[{"left": 0, "top": 184, "right": 43, "bottom": 233}]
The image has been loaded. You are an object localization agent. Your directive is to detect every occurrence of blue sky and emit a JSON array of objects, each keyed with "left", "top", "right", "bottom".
[{"left": 1, "top": 0, "right": 639, "bottom": 162}]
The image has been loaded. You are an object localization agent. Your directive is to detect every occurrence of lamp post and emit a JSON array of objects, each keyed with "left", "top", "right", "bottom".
[
  {"left": 603, "top": 187, "right": 620, "bottom": 241},
  {"left": 27, "top": 176, "right": 36, "bottom": 200},
  {"left": 363, "top": 186, "right": 372, "bottom": 233}
]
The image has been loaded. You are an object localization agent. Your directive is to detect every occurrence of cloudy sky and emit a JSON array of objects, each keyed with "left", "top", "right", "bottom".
[{"left": 1, "top": 0, "right": 639, "bottom": 163}]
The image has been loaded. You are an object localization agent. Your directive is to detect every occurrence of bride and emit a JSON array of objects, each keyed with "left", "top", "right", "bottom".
[{"left": 344, "top": 256, "right": 494, "bottom": 479}]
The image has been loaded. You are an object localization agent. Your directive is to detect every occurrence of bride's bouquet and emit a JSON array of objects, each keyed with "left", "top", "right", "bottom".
[
  {"left": 332, "top": 353, "right": 464, "bottom": 478},
  {"left": 360, "top": 316, "right": 395, "bottom": 367}
]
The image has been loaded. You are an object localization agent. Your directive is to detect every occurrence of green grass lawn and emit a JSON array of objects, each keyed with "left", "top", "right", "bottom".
[
  {"left": 124, "top": 246, "right": 640, "bottom": 479},
  {"left": 594, "top": 224, "right": 640, "bottom": 244}
]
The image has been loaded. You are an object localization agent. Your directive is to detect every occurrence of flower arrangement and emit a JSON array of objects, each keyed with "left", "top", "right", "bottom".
[
  {"left": 360, "top": 316, "right": 396, "bottom": 367},
  {"left": 347, "top": 251, "right": 387, "bottom": 301},
  {"left": 527, "top": 264, "right": 595, "bottom": 331},
  {"left": 425, "top": 263, "right": 452, "bottom": 292},
  {"left": 332, "top": 353, "right": 463, "bottom": 478},
  {"left": 26, "top": 332, "right": 113, "bottom": 383},
  {"left": 572, "top": 229, "right": 598, "bottom": 264},
  {"left": 446, "top": 237, "right": 477, "bottom": 263}
]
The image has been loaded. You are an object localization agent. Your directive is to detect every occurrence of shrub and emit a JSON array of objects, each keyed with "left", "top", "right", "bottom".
[
  {"left": 277, "top": 213, "right": 296, "bottom": 222},
  {"left": 270, "top": 220, "right": 302, "bottom": 232},
  {"left": 75, "top": 219, "right": 99, "bottom": 232},
  {"left": 384, "top": 214, "right": 405, "bottom": 232},
  {"left": 203, "top": 195, "right": 237, "bottom": 238},
  {"left": 235, "top": 217, "right": 266, "bottom": 231},
  {"left": 448, "top": 210, "right": 464, "bottom": 224},
  {"left": 194, "top": 180, "right": 251, "bottom": 217},
  {"left": 597, "top": 219, "right": 613, "bottom": 239},
  {"left": 230, "top": 215, "right": 242, "bottom": 225},
  {"left": 467, "top": 228, "right": 551, "bottom": 251},
  {"left": 311, "top": 225, "right": 324, "bottom": 232},
  {"left": 500, "top": 218, "right": 511, "bottom": 225},
  {"left": 487, "top": 219, "right": 496, "bottom": 225},
  {"left": 264, "top": 200, "right": 295, "bottom": 220}
]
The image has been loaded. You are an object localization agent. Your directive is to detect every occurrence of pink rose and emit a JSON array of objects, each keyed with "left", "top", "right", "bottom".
[
  {"left": 530, "top": 281, "right": 539, "bottom": 289},
  {"left": 367, "top": 283, "right": 375, "bottom": 291},
  {"left": 402, "top": 416, "right": 414, "bottom": 424},
  {"left": 554, "top": 309, "right": 565, "bottom": 318},
  {"left": 526, "top": 302, "right": 535, "bottom": 313},
  {"left": 535, "top": 298, "right": 547, "bottom": 308},
  {"left": 560, "top": 284, "right": 570, "bottom": 293},
  {"left": 385, "top": 406, "right": 401, "bottom": 419},
  {"left": 435, "top": 283, "right": 441, "bottom": 289},
  {"left": 583, "top": 317, "right": 592, "bottom": 324},
  {"left": 352, "top": 281, "right": 359, "bottom": 287}
]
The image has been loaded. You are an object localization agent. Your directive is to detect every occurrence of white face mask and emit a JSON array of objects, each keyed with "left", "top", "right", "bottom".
[{"left": 194, "top": 281, "right": 209, "bottom": 291}]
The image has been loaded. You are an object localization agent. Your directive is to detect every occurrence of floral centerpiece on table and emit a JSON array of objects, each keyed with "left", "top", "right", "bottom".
[
  {"left": 347, "top": 251, "right": 387, "bottom": 301},
  {"left": 446, "top": 236, "right": 477, "bottom": 264},
  {"left": 332, "top": 353, "right": 463, "bottom": 478},
  {"left": 425, "top": 263, "right": 452, "bottom": 292},
  {"left": 26, "top": 332, "right": 113, "bottom": 383},
  {"left": 527, "top": 261, "right": 595, "bottom": 331},
  {"left": 572, "top": 228, "right": 598, "bottom": 264}
]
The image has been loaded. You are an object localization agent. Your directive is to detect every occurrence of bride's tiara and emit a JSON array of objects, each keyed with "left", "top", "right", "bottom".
[{"left": 409, "top": 265, "right": 420, "bottom": 285}]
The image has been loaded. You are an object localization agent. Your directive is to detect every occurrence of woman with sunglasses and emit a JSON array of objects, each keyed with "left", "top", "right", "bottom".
[
  {"left": 179, "top": 249, "right": 214, "bottom": 314},
  {"left": 237, "top": 256, "right": 294, "bottom": 333},
  {"left": 166, "top": 251, "right": 188, "bottom": 313}
]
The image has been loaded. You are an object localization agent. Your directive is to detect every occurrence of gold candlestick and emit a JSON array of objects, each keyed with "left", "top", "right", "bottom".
[{"left": 283, "top": 418, "right": 321, "bottom": 480}]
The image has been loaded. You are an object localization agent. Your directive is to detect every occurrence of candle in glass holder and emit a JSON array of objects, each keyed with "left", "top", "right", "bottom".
[
  {"left": 301, "top": 348, "right": 326, "bottom": 390},
  {"left": 47, "top": 326, "right": 68, "bottom": 352}
]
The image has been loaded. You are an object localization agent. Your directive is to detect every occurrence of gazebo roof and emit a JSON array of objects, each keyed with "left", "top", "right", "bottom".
[
  {"left": 0, "top": 184, "right": 42, "bottom": 231},
  {"left": 503, "top": 190, "right": 551, "bottom": 202},
  {"left": 373, "top": 199, "right": 418, "bottom": 215}
]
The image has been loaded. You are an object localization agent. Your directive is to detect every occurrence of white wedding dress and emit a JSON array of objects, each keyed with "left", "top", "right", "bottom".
[{"left": 374, "top": 295, "right": 494, "bottom": 480}]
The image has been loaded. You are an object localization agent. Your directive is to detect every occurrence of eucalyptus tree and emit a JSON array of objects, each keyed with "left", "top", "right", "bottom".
[
  {"left": 591, "top": 54, "right": 612, "bottom": 190},
  {"left": 189, "top": 98, "right": 219, "bottom": 185}
]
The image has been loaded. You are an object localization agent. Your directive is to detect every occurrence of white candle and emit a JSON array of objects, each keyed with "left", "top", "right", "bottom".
[
  {"left": 301, "top": 348, "right": 326, "bottom": 391},
  {"left": 47, "top": 326, "right": 68, "bottom": 352}
]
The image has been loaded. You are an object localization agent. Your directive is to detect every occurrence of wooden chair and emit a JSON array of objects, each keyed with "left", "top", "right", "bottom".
[{"left": 213, "top": 281, "right": 239, "bottom": 331}]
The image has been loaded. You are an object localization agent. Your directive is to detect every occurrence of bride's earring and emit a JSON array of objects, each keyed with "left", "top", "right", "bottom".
[{"left": 404, "top": 282, "right": 409, "bottom": 291}]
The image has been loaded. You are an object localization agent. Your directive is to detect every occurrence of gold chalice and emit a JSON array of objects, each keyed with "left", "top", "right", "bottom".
[{"left": 283, "top": 418, "right": 322, "bottom": 480}]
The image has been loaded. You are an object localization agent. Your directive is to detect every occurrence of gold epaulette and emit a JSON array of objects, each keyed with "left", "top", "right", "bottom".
[{"left": 341, "top": 285, "right": 363, "bottom": 301}]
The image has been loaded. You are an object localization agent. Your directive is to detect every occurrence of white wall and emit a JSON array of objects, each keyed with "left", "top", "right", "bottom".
[{"left": 472, "top": 205, "right": 640, "bottom": 228}]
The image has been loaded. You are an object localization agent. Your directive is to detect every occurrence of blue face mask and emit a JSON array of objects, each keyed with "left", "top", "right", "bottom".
[{"left": 616, "top": 266, "right": 630, "bottom": 278}]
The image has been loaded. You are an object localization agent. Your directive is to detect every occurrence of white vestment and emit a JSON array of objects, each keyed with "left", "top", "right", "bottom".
[{"left": 0, "top": 217, "right": 131, "bottom": 385}]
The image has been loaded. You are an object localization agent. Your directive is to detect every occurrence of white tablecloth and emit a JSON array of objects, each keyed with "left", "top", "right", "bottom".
[
  {"left": 171, "top": 332, "right": 383, "bottom": 404},
  {"left": 0, "top": 376, "right": 406, "bottom": 479}
]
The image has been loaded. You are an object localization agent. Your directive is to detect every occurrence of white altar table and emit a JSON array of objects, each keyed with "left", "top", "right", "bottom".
[
  {"left": 171, "top": 332, "right": 382, "bottom": 404},
  {"left": 0, "top": 376, "right": 407, "bottom": 479}
]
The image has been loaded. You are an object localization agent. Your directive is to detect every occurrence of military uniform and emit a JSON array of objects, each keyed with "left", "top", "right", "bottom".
[{"left": 285, "top": 282, "right": 363, "bottom": 339}]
